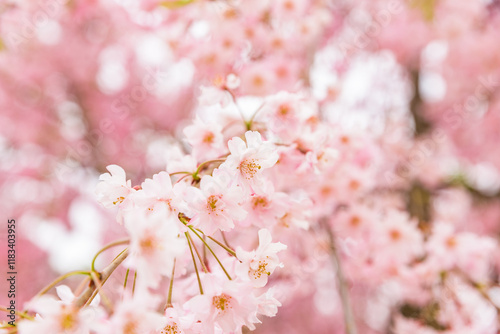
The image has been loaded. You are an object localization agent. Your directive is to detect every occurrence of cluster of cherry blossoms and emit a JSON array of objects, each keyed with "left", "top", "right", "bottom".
[
  {"left": 15, "top": 129, "right": 288, "bottom": 334},
  {"left": 2, "top": 0, "right": 500, "bottom": 333}
]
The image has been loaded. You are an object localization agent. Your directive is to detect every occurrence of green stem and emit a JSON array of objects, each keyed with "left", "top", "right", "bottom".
[
  {"left": 192, "top": 159, "right": 226, "bottom": 180},
  {"left": 0, "top": 307, "right": 35, "bottom": 321},
  {"left": 169, "top": 171, "right": 192, "bottom": 176},
  {"left": 188, "top": 226, "right": 232, "bottom": 280},
  {"left": 227, "top": 89, "right": 248, "bottom": 126},
  {"left": 246, "top": 102, "right": 265, "bottom": 130},
  {"left": 165, "top": 259, "right": 176, "bottom": 310},
  {"left": 186, "top": 232, "right": 209, "bottom": 273},
  {"left": 36, "top": 271, "right": 90, "bottom": 297},
  {"left": 132, "top": 271, "right": 137, "bottom": 296},
  {"left": 197, "top": 229, "right": 237, "bottom": 257},
  {"left": 124, "top": 268, "right": 130, "bottom": 289},
  {"left": 186, "top": 232, "right": 204, "bottom": 294},
  {"left": 91, "top": 239, "right": 130, "bottom": 272},
  {"left": 160, "top": 0, "right": 196, "bottom": 9}
]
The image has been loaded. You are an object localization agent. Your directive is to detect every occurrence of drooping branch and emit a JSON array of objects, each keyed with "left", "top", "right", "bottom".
[{"left": 73, "top": 248, "right": 129, "bottom": 308}]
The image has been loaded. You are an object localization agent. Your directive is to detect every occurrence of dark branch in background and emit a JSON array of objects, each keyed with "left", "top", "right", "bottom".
[
  {"left": 444, "top": 175, "right": 500, "bottom": 201},
  {"left": 409, "top": 70, "right": 432, "bottom": 136},
  {"left": 399, "top": 302, "right": 448, "bottom": 331},
  {"left": 406, "top": 183, "right": 432, "bottom": 234},
  {"left": 322, "top": 220, "right": 358, "bottom": 334}
]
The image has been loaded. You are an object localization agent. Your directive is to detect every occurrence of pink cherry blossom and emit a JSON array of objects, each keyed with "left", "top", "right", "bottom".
[
  {"left": 124, "top": 207, "right": 186, "bottom": 289},
  {"left": 236, "top": 229, "right": 287, "bottom": 288},
  {"left": 184, "top": 170, "right": 247, "bottom": 235},
  {"left": 184, "top": 274, "right": 261, "bottom": 334},
  {"left": 102, "top": 292, "right": 164, "bottom": 334},
  {"left": 183, "top": 118, "right": 225, "bottom": 162},
  {"left": 95, "top": 165, "right": 135, "bottom": 209},
  {"left": 132, "top": 171, "right": 186, "bottom": 215},
  {"left": 220, "top": 131, "right": 279, "bottom": 195},
  {"left": 17, "top": 285, "right": 103, "bottom": 334}
]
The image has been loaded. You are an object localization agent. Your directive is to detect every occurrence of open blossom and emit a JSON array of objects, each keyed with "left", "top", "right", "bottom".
[
  {"left": 124, "top": 207, "right": 186, "bottom": 289},
  {"left": 102, "top": 292, "right": 164, "bottom": 334},
  {"left": 183, "top": 118, "right": 225, "bottom": 161},
  {"left": 17, "top": 286, "right": 103, "bottom": 334},
  {"left": 185, "top": 170, "right": 247, "bottom": 235},
  {"left": 95, "top": 165, "right": 135, "bottom": 208},
  {"left": 257, "top": 91, "right": 317, "bottom": 143},
  {"left": 374, "top": 210, "right": 424, "bottom": 264},
  {"left": 236, "top": 229, "right": 287, "bottom": 287},
  {"left": 240, "top": 190, "right": 288, "bottom": 228},
  {"left": 184, "top": 274, "right": 261, "bottom": 334},
  {"left": 256, "top": 288, "right": 282, "bottom": 317},
  {"left": 157, "top": 306, "right": 201, "bottom": 334},
  {"left": 131, "top": 171, "right": 186, "bottom": 215},
  {"left": 220, "top": 131, "right": 279, "bottom": 194}
]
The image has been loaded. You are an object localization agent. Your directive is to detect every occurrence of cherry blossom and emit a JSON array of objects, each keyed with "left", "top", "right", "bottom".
[
  {"left": 184, "top": 274, "right": 261, "bottom": 334},
  {"left": 184, "top": 170, "right": 247, "bottom": 235},
  {"left": 183, "top": 118, "right": 225, "bottom": 161},
  {"left": 95, "top": 165, "right": 135, "bottom": 209},
  {"left": 124, "top": 207, "right": 186, "bottom": 289},
  {"left": 220, "top": 131, "right": 279, "bottom": 194},
  {"left": 17, "top": 286, "right": 103, "bottom": 334},
  {"left": 131, "top": 171, "right": 186, "bottom": 215},
  {"left": 236, "top": 229, "right": 287, "bottom": 288}
]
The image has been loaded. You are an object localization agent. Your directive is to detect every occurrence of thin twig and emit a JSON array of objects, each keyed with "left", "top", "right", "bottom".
[
  {"left": 165, "top": 259, "right": 177, "bottom": 310},
  {"left": 324, "top": 223, "right": 358, "bottom": 334},
  {"left": 186, "top": 232, "right": 204, "bottom": 294},
  {"left": 0, "top": 307, "right": 34, "bottom": 320},
  {"left": 188, "top": 226, "right": 232, "bottom": 280},
  {"left": 91, "top": 239, "right": 130, "bottom": 272},
  {"left": 196, "top": 229, "right": 237, "bottom": 257},
  {"left": 132, "top": 271, "right": 137, "bottom": 296},
  {"left": 186, "top": 232, "right": 209, "bottom": 273},
  {"left": 36, "top": 271, "right": 90, "bottom": 297},
  {"left": 86, "top": 271, "right": 113, "bottom": 312},
  {"left": 73, "top": 248, "right": 129, "bottom": 308}
]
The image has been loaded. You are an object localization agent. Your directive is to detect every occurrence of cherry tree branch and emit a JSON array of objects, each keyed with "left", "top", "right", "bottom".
[
  {"left": 73, "top": 248, "right": 129, "bottom": 308},
  {"left": 323, "top": 222, "right": 358, "bottom": 334}
]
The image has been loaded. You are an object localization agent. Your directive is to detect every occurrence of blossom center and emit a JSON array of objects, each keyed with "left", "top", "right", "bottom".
[
  {"left": 213, "top": 293, "right": 232, "bottom": 313},
  {"left": 252, "top": 196, "right": 269, "bottom": 209},
  {"left": 250, "top": 258, "right": 270, "bottom": 279},
  {"left": 350, "top": 216, "right": 361, "bottom": 227},
  {"left": 207, "top": 195, "right": 219, "bottom": 212},
  {"left": 140, "top": 235, "right": 160, "bottom": 254},
  {"left": 113, "top": 196, "right": 125, "bottom": 205},
  {"left": 277, "top": 104, "right": 291, "bottom": 118},
  {"left": 238, "top": 159, "right": 261, "bottom": 179},
  {"left": 123, "top": 319, "right": 138, "bottom": 334},
  {"left": 203, "top": 132, "right": 215, "bottom": 144},
  {"left": 279, "top": 213, "right": 291, "bottom": 228},
  {"left": 161, "top": 322, "right": 180, "bottom": 334},
  {"left": 59, "top": 306, "right": 77, "bottom": 330},
  {"left": 389, "top": 229, "right": 402, "bottom": 241}
]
